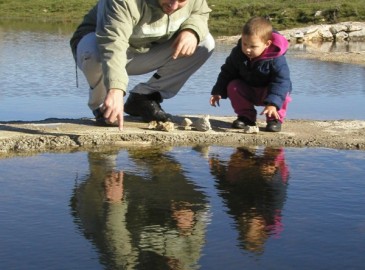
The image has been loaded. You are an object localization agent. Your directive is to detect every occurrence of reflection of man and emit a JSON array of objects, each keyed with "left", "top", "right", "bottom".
[
  {"left": 71, "top": 147, "right": 210, "bottom": 269},
  {"left": 70, "top": 150, "right": 136, "bottom": 268},
  {"left": 209, "top": 147, "right": 289, "bottom": 253}
]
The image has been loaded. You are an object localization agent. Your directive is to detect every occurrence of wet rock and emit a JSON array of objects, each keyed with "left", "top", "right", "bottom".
[
  {"left": 148, "top": 121, "right": 159, "bottom": 129},
  {"left": 244, "top": 125, "right": 260, "bottom": 134},
  {"left": 148, "top": 121, "right": 175, "bottom": 132},
  {"left": 281, "top": 22, "right": 365, "bottom": 42},
  {"left": 335, "top": 31, "right": 349, "bottom": 41},
  {"left": 329, "top": 24, "right": 348, "bottom": 35},
  {"left": 217, "top": 22, "right": 365, "bottom": 48},
  {"left": 194, "top": 115, "right": 212, "bottom": 132},
  {"left": 347, "top": 24, "right": 363, "bottom": 32},
  {"left": 348, "top": 27, "right": 365, "bottom": 40},
  {"left": 318, "top": 27, "right": 334, "bottom": 41},
  {"left": 159, "top": 122, "right": 175, "bottom": 132},
  {"left": 181, "top": 118, "right": 193, "bottom": 130}
]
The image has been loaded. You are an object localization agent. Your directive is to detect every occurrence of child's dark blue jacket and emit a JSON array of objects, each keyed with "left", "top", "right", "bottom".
[{"left": 211, "top": 32, "right": 292, "bottom": 109}]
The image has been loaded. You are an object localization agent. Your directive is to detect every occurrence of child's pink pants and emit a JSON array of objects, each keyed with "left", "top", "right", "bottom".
[{"left": 227, "top": 79, "right": 292, "bottom": 123}]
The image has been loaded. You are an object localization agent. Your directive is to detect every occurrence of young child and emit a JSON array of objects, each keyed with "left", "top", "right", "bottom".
[{"left": 210, "top": 17, "right": 292, "bottom": 132}]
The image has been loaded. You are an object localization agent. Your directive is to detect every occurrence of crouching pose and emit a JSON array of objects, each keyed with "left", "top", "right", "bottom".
[
  {"left": 70, "top": 0, "right": 215, "bottom": 130},
  {"left": 210, "top": 16, "right": 292, "bottom": 132}
]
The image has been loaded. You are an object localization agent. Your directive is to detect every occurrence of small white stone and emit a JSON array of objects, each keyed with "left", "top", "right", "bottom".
[
  {"left": 195, "top": 115, "right": 212, "bottom": 132},
  {"left": 181, "top": 118, "right": 193, "bottom": 129},
  {"left": 148, "top": 121, "right": 158, "bottom": 129},
  {"left": 160, "top": 121, "right": 175, "bottom": 132},
  {"left": 244, "top": 125, "right": 260, "bottom": 134}
]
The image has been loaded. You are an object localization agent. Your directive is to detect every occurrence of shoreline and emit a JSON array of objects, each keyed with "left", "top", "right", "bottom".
[
  {"left": 287, "top": 50, "right": 365, "bottom": 66},
  {"left": 216, "top": 36, "right": 365, "bottom": 67},
  {"left": 216, "top": 21, "right": 365, "bottom": 66},
  {"left": 1, "top": 116, "right": 365, "bottom": 157},
  {"left": 215, "top": 39, "right": 365, "bottom": 67}
]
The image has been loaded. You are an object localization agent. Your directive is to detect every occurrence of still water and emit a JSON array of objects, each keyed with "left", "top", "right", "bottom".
[
  {"left": 0, "top": 21, "right": 365, "bottom": 121},
  {"left": 1, "top": 22, "right": 365, "bottom": 269},
  {"left": 1, "top": 146, "right": 365, "bottom": 269}
]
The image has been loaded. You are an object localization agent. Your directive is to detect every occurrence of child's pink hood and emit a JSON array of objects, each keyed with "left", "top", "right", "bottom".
[{"left": 260, "top": 32, "right": 289, "bottom": 60}]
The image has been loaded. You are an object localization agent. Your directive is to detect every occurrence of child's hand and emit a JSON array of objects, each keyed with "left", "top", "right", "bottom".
[
  {"left": 260, "top": 105, "right": 280, "bottom": 119},
  {"left": 210, "top": 95, "right": 221, "bottom": 107}
]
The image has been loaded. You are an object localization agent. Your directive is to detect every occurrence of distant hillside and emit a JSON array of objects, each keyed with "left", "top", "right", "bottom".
[
  {"left": 208, "top": 0, "right": 365, "bottom": 35},
  {"left": 0, "top": 0, "right": 364, "bottom": 35}
]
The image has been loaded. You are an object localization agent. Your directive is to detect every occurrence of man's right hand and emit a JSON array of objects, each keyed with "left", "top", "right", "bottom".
[{"left": 103, "top": 89, "right": 124, "bottom": 131}]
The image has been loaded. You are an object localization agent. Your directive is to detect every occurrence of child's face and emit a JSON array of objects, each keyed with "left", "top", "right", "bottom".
[{"left": 241, "top": 34, "right": 271, "bottom": 59}]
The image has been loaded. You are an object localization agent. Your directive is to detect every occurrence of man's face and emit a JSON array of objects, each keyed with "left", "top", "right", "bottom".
[{"left": 158, "top": 0, "right": 188, "bottom": 15}]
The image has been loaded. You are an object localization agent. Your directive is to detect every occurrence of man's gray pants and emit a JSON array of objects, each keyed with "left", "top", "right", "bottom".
[{"left": 76, "top": 32, "right": 215, "bottom": 111}]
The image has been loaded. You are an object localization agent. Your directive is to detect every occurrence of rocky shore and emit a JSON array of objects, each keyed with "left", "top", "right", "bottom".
[
  {"left": 216, "top": 21, "right": 365, "bottom": 66},
  {"left": 1, "top": 116, "right": 365, "bottom": 157}
]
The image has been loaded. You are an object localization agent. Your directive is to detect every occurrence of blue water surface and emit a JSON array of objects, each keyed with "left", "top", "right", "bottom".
[
  {"left": 0, "top": 146, "right": 365, "bottom": 269},
  {"left": 0, "top": 22, "right": 364, "bottom": 121}
]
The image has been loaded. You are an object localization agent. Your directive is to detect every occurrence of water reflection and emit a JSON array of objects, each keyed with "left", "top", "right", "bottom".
[
  {"left": 70, "top": 146, "right": 290, "bottom": 268},
  {"left": 289, "top": 40, "right": 365, "bottom": 53},
  {"left": 209, "top": 147, "right": 289, "bottom": 254},
  {"left": 1, "top": 146, "right": 365, "bottom": 269},
  {"left": 70, "top": 147, "right": 210, "bottom": 269}
]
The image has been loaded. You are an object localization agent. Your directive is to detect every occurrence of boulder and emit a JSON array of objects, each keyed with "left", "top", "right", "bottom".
[{"left": 280, "top": 22, "right": 365, "bottom": 43}]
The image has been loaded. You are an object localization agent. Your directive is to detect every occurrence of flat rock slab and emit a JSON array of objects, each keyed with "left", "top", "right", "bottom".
[{"left": 1, "top": 115, "right": 365, "bottom": 157}]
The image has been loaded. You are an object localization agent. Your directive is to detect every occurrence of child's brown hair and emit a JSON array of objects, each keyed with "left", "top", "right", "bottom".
[{"left": 242, "top": 17, "right": 273, "bottom": 42}]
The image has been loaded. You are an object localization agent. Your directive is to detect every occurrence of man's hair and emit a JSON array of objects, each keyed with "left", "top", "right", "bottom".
[{"left": 242, "top": 17, "right": 273, "bottom": 42}]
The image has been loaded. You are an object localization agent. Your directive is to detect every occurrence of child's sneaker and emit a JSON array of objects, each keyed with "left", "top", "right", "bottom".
[
  {"left": 232, "top": 116, "right": 256, "bottom": 129},
  {"left": 266, "top": 120, "right": 282, "bottom": 132}
]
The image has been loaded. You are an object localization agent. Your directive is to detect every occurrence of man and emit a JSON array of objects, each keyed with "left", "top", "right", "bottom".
[{"left": 70, "top": 0, "right": 215, "bottom": 130}]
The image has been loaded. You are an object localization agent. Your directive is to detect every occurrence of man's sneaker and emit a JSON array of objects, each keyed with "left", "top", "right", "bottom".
[
  {"left": 232, "top": 116, "right": 256, "bottom": 129},
  {"left": 92, "top": 107, "right": 117, "bottom": 126},
  {"left": 124, "top": 92, "right": 172, "bottom": 122},
  {"left": 266, "top": 120, "right": 282, "bottom": 132}
]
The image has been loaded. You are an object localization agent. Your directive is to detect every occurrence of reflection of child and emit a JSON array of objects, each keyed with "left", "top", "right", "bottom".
[
  {"left": 210, "top": 17, "right": 292, "bottom": 132},
  {"left": 209, "top": 147, "right": 289, "bottom": 253}
]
